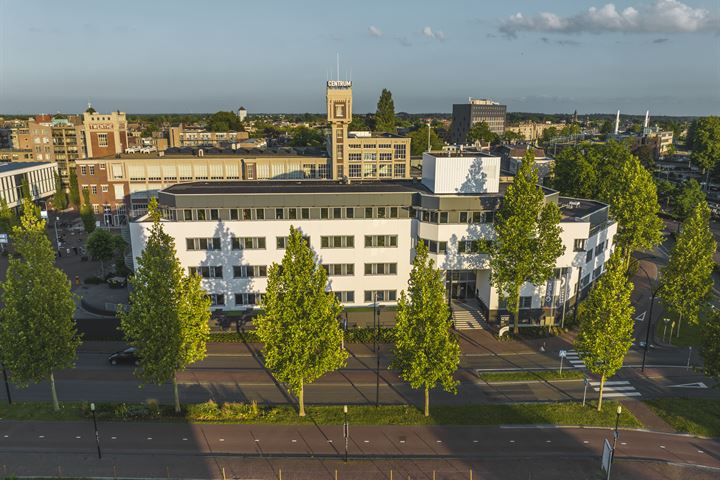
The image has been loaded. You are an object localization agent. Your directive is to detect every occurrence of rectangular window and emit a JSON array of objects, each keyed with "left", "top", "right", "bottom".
[
  {"left": 593, "top": 265, "right": 603, "bottom": 279},
  {"left": 256, "top": 208, "right": 265, "bottom": 220},
  {"left": 98, "top": 133, "right": 108, "bottom": 147},
  {"left": 364, "top": 235, "right": 398, "bottom": 248},
  {"left": 230, "top": 209, "right": 239, "bottom": 220},
  {"left": 519, "top": 296, "right": 533, "bottom": 309},
  {"left": 323, "top": 264, "right": 355, "bottom": 276},
  {"left": 80, "top": 165, "right": 87, "bottom": 175},
  {"left": 364, "top": 263, "right": 397, "bottom": 275},
  {"left": 231, "top": 237, "right": 266, "bottom": 250},
  {"left": 594, "top": 242, "right": 604, "bottom": 255},
  {"left": 459, "top": 212, "right": 469, "bottom": 223},
  {"left": 365, "top": 207, "right": 373, "bottom": 218},
  {"left": 91, "top": 185, "right": 98, "bottom": 195},
  {"left": 346, "top": 207, "right": 354, "bottom": 219},
  {"left": 574, "top": 239, "right": 587, "bottom": 252},
  {"left": 320, "top": 236, "right": 354, "bottom": 248},
  {"left": 390, "top": 207, "right": 398, "bottom": 218},
  {"left": 242, "top": 208, "right": 252, "bottom": 220},
  {"left": 186, "top": 237, "right": 221, "bottom": 251},
  {"left": 89, "top": 166, "right": 95, "bottom": 175},
  {"left": 189, "top": 266, "right": 223, "bottom": 278},
  {"left": 393, "top": 144, "right": 406, "bottom": 159},
  {"left": 101, "top": 185, "right": 108, "bottom": 193},
  {"left": 439, "top": 212, "right": 449, "bottom": 223},
  {"left": 349, "top": 153, "right": 362, "bottom": 162},
  {"left": 377, "top": 207, "right": 386, "bottom": 219},
  {"left": 364, "top": 290, "right": 397, "bottom": 302},
  {"left": 183, "top": 209, "right": 192, "bottom": 221},
  {"left": 210, "top": 209, "right": 219, "bottom": 221},
  {"left": 235, "top": 293, "right": 263, "bottom": 305},
  {"left": 275, "top": 208, "right": 284, "bottom": 220},
  {"left": 301, "top": 208, "right": 310, "bottom": 219},
  {"left": 586, "top": 249, "right": 593, "bottom": 263},
  {"left": 393, "top": 164, "right": 406, "bottom": 177},
  {"left": 333, "top": 207, "right": 342, "bottom": 219},
  {"left": 334, "top": 291, "right": 355, "bottom": 304},
  {"left": 276, "top": 236, "right": 310, "bottom": 249},
  {"left": 288, "top": 208, "right": 297, "bottom": 220},
  {"left": 233, "top": 265, "right": 268, "bottom": 278},
  {"left": 349, "top": 164, "right": 362, "bottom": 177},
  {"left": 208, "top": 294, "right": 225, "bottom": 306},
  {"left": 197, "top": 209, "right": 206, "bottom": 221},
  {"left": 321, "top": 208, "right": 329, "bottom": 219},
  {"left": 581, "top": 274, "right": 591, "bottom": 288}
]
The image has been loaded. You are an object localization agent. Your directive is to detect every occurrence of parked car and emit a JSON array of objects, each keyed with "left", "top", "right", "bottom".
[
  {"left": 139, "top": 146, "right": 156, "bottom": 153},
  {"left": 108, "top": 347, "right": 139, "bottom": 365},
  {"left": 124, "top": 147, "right": 140, "bottom": 153}
]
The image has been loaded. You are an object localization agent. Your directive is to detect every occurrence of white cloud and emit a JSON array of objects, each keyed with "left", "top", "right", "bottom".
[
  {"left": 368, "top": 25, "right": 382, "bottom": 37},
  {"left": 422, "top": 26, "right": 446, "bottom": 41},
  {"left": 499, "top": 0, "right": 720, "bottom": 37}
]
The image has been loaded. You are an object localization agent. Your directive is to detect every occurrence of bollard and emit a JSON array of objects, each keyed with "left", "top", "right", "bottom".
[
  {"left": 57, "top": 465, "right": 63, "bottom": 478},
  {"left": 222, "top": 467, "right": 226, "bottom": 480},
  {"left": 433, "top": 471, "right": 436, "bottom": 480},
  {"left": 113, "top": 465, "right": 118, "bottom": 480},
  {"left": 389, "top": 469, "right": 393, "bottom": 480},
  {"left": 166, "top": 466, "right": 170, "bottom": 479},
  {"left": 278, "top": 468, "right": 282, "bottom": 480},
  {"left": 335, "top": 469, "right": 338, "bottom": 480},
  {"left": 469, "top": 469, "right": 473, "bottom": 480}
]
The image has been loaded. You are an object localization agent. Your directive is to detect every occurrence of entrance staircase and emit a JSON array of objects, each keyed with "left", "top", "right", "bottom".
[
  {"left": 120, "top": 225, "right": 134, "bottom": 271},
  {"left": 451, "top": 299, "right": 489, "bottom": 330}
]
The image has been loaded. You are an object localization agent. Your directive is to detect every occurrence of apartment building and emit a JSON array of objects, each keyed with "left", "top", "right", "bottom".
[
  {"left": 168, "top": 126, "right": 250, "bottom": 148},
  {"left": 83, "top": 109, "right": 129, "bottom": 158},
  {"left": 450, "top": 98, "right": 507, "bottom": 145},
  {"left": 129, "top": 152, "right": 616, "bottom": 328},
  {"left": 326, "top": 80, "right": 411, "bottom": 180},
  {"left": 75, "top": 147, "right": 329, "bottom": 225},
  {"left": 506, "top": 121, "right": 567, "bottom": 142},
  {"left": 0, "top": 161, "right": 58, "bottom": 210},
  {"left": 11, "top": 119, "right": 55, "bottom": 162},
  {"left": 51, "top": 116, "right": 85, "bottom": 186}
]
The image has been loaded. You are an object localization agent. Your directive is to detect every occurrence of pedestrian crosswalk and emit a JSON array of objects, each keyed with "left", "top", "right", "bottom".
[
  {"left": 590, "top": 380, "right": 642, "bottom": 398},
  {"left": 564, "top": 350, "right": 584, "bottom": 368}
]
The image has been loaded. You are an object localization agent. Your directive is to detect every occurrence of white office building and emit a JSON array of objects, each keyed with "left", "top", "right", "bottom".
[
  {"left": 0, "top": 161, "right": 58, "bottom": 210},
  {"left": 129, "top": 152, "right": 616, "bottom": 329}
]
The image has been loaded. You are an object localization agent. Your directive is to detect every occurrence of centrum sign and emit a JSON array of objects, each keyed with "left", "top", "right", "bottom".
[{"left": 327, "top": 80, "right": 352, "bottom": 87}]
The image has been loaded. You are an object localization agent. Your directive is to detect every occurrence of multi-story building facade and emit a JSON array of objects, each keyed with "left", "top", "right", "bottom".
[
  {"left": 11, "top": 119, "right": 55, "bottom": 162},
  {"left": 75, "top": 147, "right": 329, "bottom": 225},
  {"left": 506, "top": 121, "right": 567, "bottom": 142},
  {"left": 0, "top": 161, "right": 58, "bottom": 210},
  {"left": 450, "top": 98, "right": 507, "bottom": 145},
  {"left": 129, "top": 152, "right": 616, "bottom": 329},
  {"left": 0, "top": 149, "right": 34, "bottom": 162},
  {"left": 51, "top": 116, "right": 85, "bottom": 186},
  {"left": 325, "top": 80, "right": 411, "bottom": 180},
  {"left": 168, "top": 126, "right": 250, "bottom": 149},
  {"left": 83, "top": 109, "right": 129, "bottom": 158}
]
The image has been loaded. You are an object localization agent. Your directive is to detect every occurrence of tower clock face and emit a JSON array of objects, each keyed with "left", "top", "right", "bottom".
[{"left": 334, "top": 102, "right": 346, "bottom": 119}]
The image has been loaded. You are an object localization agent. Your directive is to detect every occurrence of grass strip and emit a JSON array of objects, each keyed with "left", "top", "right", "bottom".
[
  {"left": 645, "top": 398, "right": 720, "bottom": 437},
  {"left": 478, "top": 370, "right": 585, "bottom": 383},
  {"left": 0, "top": 400, "right": 641, "bottom": 428}
]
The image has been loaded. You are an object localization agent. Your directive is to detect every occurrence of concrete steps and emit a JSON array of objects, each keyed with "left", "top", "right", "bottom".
[{"left": 451, "top": 300, "right": 488, "bottom": 330}]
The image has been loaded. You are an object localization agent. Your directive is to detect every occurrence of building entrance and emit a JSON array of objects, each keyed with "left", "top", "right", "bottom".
[{"left": 446, "top": 270, "right": 476, "bottom": 299}]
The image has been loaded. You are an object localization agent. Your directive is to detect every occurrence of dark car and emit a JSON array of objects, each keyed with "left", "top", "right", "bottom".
[{"left": 108, "top": 347, "right": 139, "bottom": 366}]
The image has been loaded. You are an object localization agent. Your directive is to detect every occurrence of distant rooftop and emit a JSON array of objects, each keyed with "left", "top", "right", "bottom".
[
  {"left": 162, "top": 179, "right": 430, "bottom": 196},
  {"left": 558, "top": 197, "right": 608, "bottom": 220},
  {"left": 93, "top": 146, "right": 327, "bottom": 160},
  {"left": 347, "top": 131, "right": 408, "bottom": 139},
  {"left": 0, "top": 161, "right": 54, "bottom": 174}
]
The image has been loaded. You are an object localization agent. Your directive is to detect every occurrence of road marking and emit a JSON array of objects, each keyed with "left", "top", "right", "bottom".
[
  {"left": 2, "top": 435, "right": 7, "bottom": 438},
  {"left": 635, "top": 311, "right": 646, "bottom": 322},
  {"left": 621, "top": 442, "right": 627, "bottom": 446},
  {"left": 660, "top": 445, "right": 666, "bottom": 449},
  {"left": 698, "top": 450, "right": 705, "bottom": 454},
  {"left": 589, "top": 381, "right": 631, "bottom": 386},
  {"left": 111, "top": 436, "right": 117, "bottom": 440},
  {"left": 436, "top": 440, "right": 442, "bottom": 443},
  {"left": 669, "top": 382, "right": 708, "bottom": 389},
  {"left": 254, "top": 439, "right": 260, "bottom": 442},
  {"left": 291, "top": 439, "right": 297, "bottom": 443},
  {"left": 473, "top": 440, "right": 478, "bottom": 443},
  {"left": 600, "top": 392, "right": 642, "bottom": 398},
  {"left": 364, "top": 440, "right": 369, "bottom": 443},
  {"left": 545, "top": 440, "right": 552, "bottom": 443},
  {"left": 219, "top": 439, "right": 224, "bottom": 442},
  {"left": 590, "top": 380, "right": 642, "bottom": 398},
  {"left": 509, "top": 440, "right": 515, "bottom": 443},
  {"left": 147, "top": 437, "right": 152, "bottom": 440},
  {"left": 583, "top": 440, "right": 589, "bottom": 444},
  {"left": 75, "top": 436, "right": 81, "bottom": 439},
  {"left": 399, "top": 440, "right": 405, "bottom": 443},
  {"left": 328, "top": 440, "right": 333, "bottom": 443},
  {"left": 38, "top": 435, "right": 44, "bottom": 439}
]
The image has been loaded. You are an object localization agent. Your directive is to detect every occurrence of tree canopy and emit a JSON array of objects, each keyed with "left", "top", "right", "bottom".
[
  {"left": 375, "top": 89, "right": 396, "bottom": 133},
  {"left": 255, "top": 226, "right": 347, "bottom": 416},
  {"left": 289, "top": 126, "right": 325, "bottom": 147},
  {"left": 68, "top": 169, "right": 80, "bottom": 209},
  {"left": 86, "top": 228, "right": 126, "bottom": 276},
  {"left": 0, "top": 199, "right": 81, "bottom": 410},
  {"left": 392, "top": 240, "right": 460, "bottom": 416},
  {"left": 688, "top": 116, "right": 720, "bottom": 175},
  {"left": 119, "top": 198, "right": 211, "bottom": 412},
  {"left": 674, "top": 179, "right": 706, "bottom": 221},
  {"left": 206, "top": 111, "right": 245, "bottom": 132},
  {"left": 575, "top": 249, "right": 634, "bottom": 411},
  {"left": 489, "top": 150, "right": 564, "bottom": 333},
  {"left": 80, "top": 189, "right": 96, "bottom": 233},
  {"left": 408, "top": 125, "right": 443, "bottom": 156},
  {"left": 467, "top": 121, "right": 497, "bottom": 144}
]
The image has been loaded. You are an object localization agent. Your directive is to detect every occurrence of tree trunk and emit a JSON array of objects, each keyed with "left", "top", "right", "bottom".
[
  {"left": 513, "top": 294, "right": 521, "bottom": 334},
  {"left": 597, "top": 374, "right": 605, "bottom": 412},
  {"left": 49, "top": 371, "right": 59, "bottom": 412},
  {"left": 676, "top": 313, "right": 682, "bottom": 338},
  {"left": 298, "top": 380, "right": 305, "bottom": 417},
  {"left": 424, "top": 385, "right": 430, "bottom": 417},
  {"left": 173, "top": 373, "right": 181, "bottom": 413}
]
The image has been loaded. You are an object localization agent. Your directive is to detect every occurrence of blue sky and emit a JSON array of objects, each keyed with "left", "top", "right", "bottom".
[{"left": 1, "top": 0, "right": 719, "bottom": 115}]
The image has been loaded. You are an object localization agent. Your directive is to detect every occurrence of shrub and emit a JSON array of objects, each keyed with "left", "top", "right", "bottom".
[{"left": 187, "top": 400, "right": 221, "bottom": 421}]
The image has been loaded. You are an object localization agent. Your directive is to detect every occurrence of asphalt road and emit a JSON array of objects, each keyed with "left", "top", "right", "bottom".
[{"left": 1, "top": 421, "right": 718, "bottom": 479}]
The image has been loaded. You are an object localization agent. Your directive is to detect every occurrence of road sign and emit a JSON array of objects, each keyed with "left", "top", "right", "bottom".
[
  {"left": 669, "top": 382, "right": 708, "bottom": 389},
  {"left": 559, "top": 350, "right": 567, "bottom": 358},
  {"left": 634, "top": 311, "right": 646, "bottom": 322},
  {"left": 601, "top": 438, "right": 612, "bottom": 473},
  {"left": 0, "top": 233, "right": 7, "bottom": 244}
]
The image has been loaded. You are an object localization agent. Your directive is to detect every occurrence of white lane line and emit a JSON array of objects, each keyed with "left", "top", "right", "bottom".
[
  {"left": 621, "top": 442, "right": 627, "bottom": 446},
  {"left": 600, "top": 392, "right": 642, "bottom": 398},
  {"left": 583, "top": 440, "right": 589, "bottom": 444},
  {"left": 660, "top": 445, "right": 666, "bottom": 449},
  {"left": 291, "top": 439, "right": 297, "bottom": 443},
  {"left": 590, "top": 381, "right": 630, "bottom": 386},
  {"left": 436, "top": 440, "right": 442, "bottom": 443},
  {"left": 111, "top": 436, "right": 117, "bottom": 440},
  {"left": 509, "top": 440, "right": 515, "bottom": 443},
  {"left": 147, "top": 437, "right": 152, "bottom": 440},
  {"left": 473, "top": 440, "right": 478, "bottom": 443},
  {"left": 219, "top": 439, "right": 224, "bottom": 442},
  {"left": 698, "top": 450, "right": 705, "bottom": 454},
  {"left": 593, "top": 386, "right": 637, "bottom": 392},
  {"left": 254, "top": 439, "right": 260, "bottom": 442},
  {"left": 2, "top": 435, "right": 7, "bottom": 438},
  {"left": 545, "top": 440, "right": 552, "bottom": 443},
  {"left": 75, "top": 436, "right": 81, "bottom": 439},
  {"left": 38, "top": 435, "right": 45, "bottom": 439},
  {"left": 182, "top": 438, "right": 187, "bottom": 441}
]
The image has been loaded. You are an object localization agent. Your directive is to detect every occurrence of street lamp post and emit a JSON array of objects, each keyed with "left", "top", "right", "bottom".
[
  {"left": 343, "top": 405, "right": 349, "bottom": 463},
  {"left": 1, "top": 363, "right": 11, "bottom": 404},
  {"left": 635, "top": 259, "right": 659, "bottom": 372},
  {"left": 608, "top": 405, "right": 622, "bottom": 479},
  {"left": 582, "top": 376, "right": 589, "bottom": 407},
  {"left": 373, "top": 294, "right": 382, "bottom": 408},
  {"left": 90, "top": 402, "right": 102, "bottom": 459}
]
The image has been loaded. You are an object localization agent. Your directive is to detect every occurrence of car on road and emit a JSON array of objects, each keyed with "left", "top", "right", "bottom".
[{"left": 108, "top": 347, "right": 139, "bottom": 366}]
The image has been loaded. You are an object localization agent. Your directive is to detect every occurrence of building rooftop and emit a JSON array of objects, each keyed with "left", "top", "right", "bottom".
[
  {"left": 347, "top": 131, "right": 408, "bottom": 139},
  {"left": 162, "top": 179, "right": 431, "bottom": 196},
  {"left": 0, "top": 161, "right": 53, "bottom": 174},
  {"left": 425, "top": 150, "right": 499, "bottom": 158},
  {"left": 558, "top": 197, "right": 608, "bottom": 220},
  {"left": 90, "top": 146, "right": 327, "bottom": 160}
]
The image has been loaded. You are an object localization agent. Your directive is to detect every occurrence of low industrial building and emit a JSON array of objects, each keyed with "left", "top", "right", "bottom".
[{"left": 129, "top": 152, "right": 615, "bottom": 330}]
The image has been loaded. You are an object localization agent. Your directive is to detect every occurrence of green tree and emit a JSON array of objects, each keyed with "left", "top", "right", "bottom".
[
  {"left": 0, "top": 199, "right": 81, "bottom": 411},
  {"left": 550, "top": 145, "right": 598, "bottom": 198},
  {"left": 392, "top": 241, "right": 460, "bottom": 416},
  {"left": 53, "top": 172, "right": 68, "bottom": 211},
  {"left": 348, "top": 115, "right": 370, "bottom": 131},
  {"left": 503, "top": 130, "right": 525, "bottom": 143},
  {"left": 206, "top": 111, "right": 244, "bottom": 132},
  {"left": 489, "top": 151, "right": 565, "bottom": 333},
  {"left": 289, "top": 126, "right": 325, "bottom": 147},
  {"left": 0, "top": 197, "right": 17, "bottom": 234},
  {"left": 466, "top": 121, "right": 497, "bottom": 144},
  {"left": 86, "top": 228, "right": 126, "bottom": 277},
  {"left": 687, "top": 116, "right": 720, "bottom": 188},
  {"left": 701, "top": 308, "right": 720, "bottom": 384},
  {"left": 119, "top": 198, "right": 211, "bottom": 413},
  {"left": 80, "top": 189, "right": 96, "bottom": 233},
  {"left": 68, "top": 169, "right": 80, "bottom": 209},
  {"left": 632, "top": 144, "right": 656, "bottom": 169},
  {"left": 255, "top": 226, "right": 347, "bottom": 417},
  {"left": 574, "top": 250, "right": 634, "bottom": 411},
  {"left": 541, "top": 126, "right": 558, "bottom": 142},
  {"left": 600, "top": 155, "right": 663, "bottom": 267},
  {"left": 599, "top": 120, "right": 613, "bottom": 135},
  {"left": 674, "top": 179, "right": 706, "bottom": 221},
  {"left": 375, "top": 89, "right": 396, "bottom": 133},
  {"left": 20, "top": 178, "right": 31, "bottom": 201},
  {"left": 408, "top": 126, "right": 443, "bottom": 156},
  {"left": 658, "top": 202, "right": 716, "bottom": 338}
]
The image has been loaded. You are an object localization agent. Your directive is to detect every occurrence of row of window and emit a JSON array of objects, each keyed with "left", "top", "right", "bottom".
[
  {"left": 177, "top": 206, "right": 403, "bottom": 222},
  {"left": 189, "top": 262, "right": 398, "bottom": 279},
  {"left": 207, "top": 290, "right": 398, "bottom": 306},
  {"left": 414, "top": 209, "right": 495, "bottom": 225}
]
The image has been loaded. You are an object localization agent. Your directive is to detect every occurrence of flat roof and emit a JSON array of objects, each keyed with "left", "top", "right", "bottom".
[
  {"left": 163, "top": 180, "right": 431, "bottom": 196},
  {"left": 0, "top": 161, "right": 54, "bottom": 173},
  {"left": 558, "top": 197, "right": 608, "bottom": 219},
  {"left": 347, "top": 132, "right": 408, "bottom": 139},
  {"left": 93, "top": 146, "right": 328, "bottom": 160},
  {"left": 425, "top": 150, "right": 499, "bottom": 158}
]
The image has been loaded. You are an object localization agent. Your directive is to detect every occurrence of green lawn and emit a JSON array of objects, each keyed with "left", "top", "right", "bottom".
[
  {"left": 655, "top": 317, "right": 702, "bottom": 348},
  {"left": 0, "top": 400, "right": 641, "bottom": 428},
  {"left": 645, "top": 398, "right": 720, "bottom": 437},
  {"left": 478, "top": 370, "right": 585, "bottom": 383}
]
